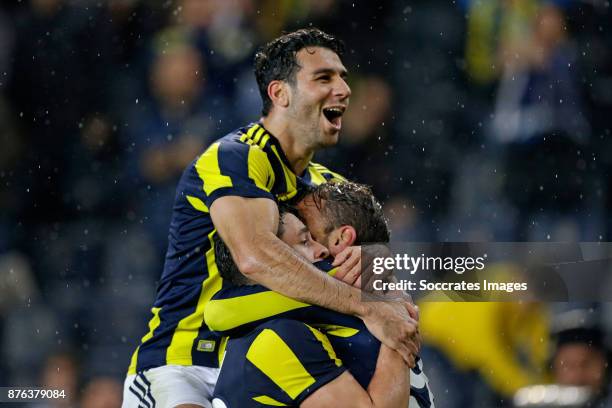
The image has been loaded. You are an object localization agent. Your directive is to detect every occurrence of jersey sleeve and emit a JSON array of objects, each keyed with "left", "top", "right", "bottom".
[
  {"left": 205, "top": 285, "right": 310, "bottom": 336},
  {"left": 310, "top": 162, "right": 347, "bottom": 183},
  {"left": 195, "top": 140, "right": 275, "bottom": 208},
  {"left": 205, "top": 266, "right": 358, "bottom": 337}
]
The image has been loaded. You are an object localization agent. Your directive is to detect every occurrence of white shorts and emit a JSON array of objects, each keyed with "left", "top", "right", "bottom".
[{"left": 122, "top": 365, "right": 220, "bottom": 408}]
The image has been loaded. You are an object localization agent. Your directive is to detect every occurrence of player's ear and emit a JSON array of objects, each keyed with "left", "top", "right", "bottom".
[
  {"left": 268, "top": 80, "right": 290, "bottom": 109},
  {"left": 329, "top": 226, "right": 357, "bottom": 253},
  {"left": 340, "top": 226, "right": 357, "bottom": 247}
]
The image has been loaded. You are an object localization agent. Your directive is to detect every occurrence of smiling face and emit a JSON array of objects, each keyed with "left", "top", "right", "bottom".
[
  {"left": 279, "top": 212, "right": 329, "bottom": 262},
  {"left": 285, "top": 47, "right": 351, "bottom": 149}
]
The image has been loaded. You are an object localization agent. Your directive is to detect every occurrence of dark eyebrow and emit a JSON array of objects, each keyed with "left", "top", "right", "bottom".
[
  {"left": 313, "top": 68, "right": 348, "bottom": 78},
  {"left": 299, "top": 226, "right": 310, "bottom": 235}
]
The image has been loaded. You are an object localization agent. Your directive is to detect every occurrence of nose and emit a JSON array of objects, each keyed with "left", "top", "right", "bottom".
[
  {"left": 313, "top": 241, "right": 330, "bottom": 261},
  {"left": 334, "top": 77, "right": 351, "bottom": 100}
]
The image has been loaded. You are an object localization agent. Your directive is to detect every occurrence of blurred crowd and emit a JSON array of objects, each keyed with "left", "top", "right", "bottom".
[{"left": 1, "top": 0, "right": 612, "bottom": 407}]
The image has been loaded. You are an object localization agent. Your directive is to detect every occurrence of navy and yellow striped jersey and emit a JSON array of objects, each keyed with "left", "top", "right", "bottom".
[
  {"left": 128, "top": 122, "right": 345, "bottom": 374},
  {"left": 214, "top": 318, "right": 347, "bottom": 408}
]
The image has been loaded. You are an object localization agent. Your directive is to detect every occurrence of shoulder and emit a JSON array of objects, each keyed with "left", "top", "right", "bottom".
[
  {"left": 195, "top": 125, "right": 265, "bottom": 163},
  {"left": 209, "top": 124, "right": 271, "bottom": 156},
  {"left": 309, "top": 161, "right": 347, "bottom": 182}
]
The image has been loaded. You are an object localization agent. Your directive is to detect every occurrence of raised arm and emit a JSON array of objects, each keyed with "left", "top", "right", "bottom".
[{"left": 210, "top": 195, "right": 419, "bottom": 363}]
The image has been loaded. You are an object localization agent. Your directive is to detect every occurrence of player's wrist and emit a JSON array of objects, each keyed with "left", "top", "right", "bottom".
[{"left": 355, "top": 292, "right": 376, "bottom": 319}]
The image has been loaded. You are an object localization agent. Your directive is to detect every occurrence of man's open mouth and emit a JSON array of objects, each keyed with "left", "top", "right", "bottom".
[{"left": 322, "top": 107, "right": 345, "bottom": 128}]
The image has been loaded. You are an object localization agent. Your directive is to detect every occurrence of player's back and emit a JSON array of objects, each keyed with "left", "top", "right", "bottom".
[{"left": 128, "top": 128, "right": 246, "bottom": 374}]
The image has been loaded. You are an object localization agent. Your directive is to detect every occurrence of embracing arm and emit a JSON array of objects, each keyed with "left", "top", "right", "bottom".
[
  {"left": 211, "top": 196, "right": 364, "bottom": 315},
  {"left": 206, "top": 284, "right": 364, "bottom": 336},
  {"left": 210, "top": 195, "right": 419, "bottom": 362}
]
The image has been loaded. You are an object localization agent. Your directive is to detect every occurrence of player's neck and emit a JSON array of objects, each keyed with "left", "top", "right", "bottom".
[{"left": 261, "top": 115, "right": 314, "bottom": 176}]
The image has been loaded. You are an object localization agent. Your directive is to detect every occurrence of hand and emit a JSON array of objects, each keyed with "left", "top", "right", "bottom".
[
  {"left": 332, "top": 246, "right": 361, "bottom": 286},
  {"left": 406, "top": 302, "right": 419, "bottom": 322},
  {"left": 361, "top": 298, "right": 420, "bottom": 366},
  {"left": 405, "top": 302, "right": 421, "bottom": 353}
]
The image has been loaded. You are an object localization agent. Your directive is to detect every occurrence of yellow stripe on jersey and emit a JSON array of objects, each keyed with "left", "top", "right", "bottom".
[
  {"left": 205, "top": 291, "right": 309, "bottom": 332},
  {"left": 253, "top": 126, "right": 265, "bottom": 145},
  {"left": 305, "top": 325, "right": 342, "bottom": 367},
  {"left": 246, "top": 329, "right": 316, "bottom": 399},
  {"left": 166, "top": 230, "right": 223, "bottom": 365},
  {"left": 314, "top": 324, "right": 360, "bottom": 338},
  {"left": 218, "top": 336, "right": 228, "bottom": 366},
  {"left": 259, "top": 134, "right": 270, "bottom": 149},
  {"left": 241, "top": 136, "right": 255, "bottom": 146},
  {"left": 195, "top": 143, "right": 233, "bottom": 196},
  {"left": 127, "top": 307, "right": 162, "bottom": 375},
  {"left": 239, "top": 123, "right": 260, "bottom": 145},
  {"left": 247, "top": 146, "right": 275, "bottom": 191},
  {"left": 252, "top": 395, "right": 289, "bottom": 406},
  {"left": 241, "top": 124, "right": 272, "bottom": 149},
  {"left": 186, "top": 195, "right": 209, "bottom": 213},
  {"left": 312, "top": 163, "right": 347, "bottom": 182},
  {"left": 246, "top": 123, "right": 260, "bottom": 138},
  {"left": 270, "top": 145, "right": 297, "bottom": 201},
  {"left": 308, "top": 166, "right": 327, "bottom": 185},
  {"left": 242, "top": 123, "right": 270, "bottom": 149}
]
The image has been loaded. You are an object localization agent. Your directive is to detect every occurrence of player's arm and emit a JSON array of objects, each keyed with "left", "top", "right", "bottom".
[
  {"left": 301, "top": 344, "right": 411, "bottom": 408},
  {"left": 205, "top": 284, "right": 309, "bottom": 335},
  {"left": 210, "top": 195, "right": 419, "bottom": 362},
  {"left": 211, "top": 196, "right": 361, "bottom": 317},
  {"left": 205, "top": 262, "right": 345, "bottom": 335},
  {"left": 206, "top": 284, "right": 363, "bottom": 336}
]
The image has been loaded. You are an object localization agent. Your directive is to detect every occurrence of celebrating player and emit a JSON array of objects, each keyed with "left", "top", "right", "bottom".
[{"left": 123, "top": 29, "right": 418, "bottom": 408}]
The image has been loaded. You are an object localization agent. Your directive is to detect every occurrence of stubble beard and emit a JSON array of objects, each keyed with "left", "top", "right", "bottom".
[{"left": 287, "top": 101, "right": 323, "bottom": 151}]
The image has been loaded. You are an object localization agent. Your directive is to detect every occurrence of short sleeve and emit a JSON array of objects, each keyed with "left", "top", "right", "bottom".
[{"left": 195, "top": 141, "right": 275, "bottom": 208}]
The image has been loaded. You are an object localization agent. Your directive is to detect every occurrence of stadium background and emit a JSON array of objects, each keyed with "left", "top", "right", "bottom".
[{"left": 1, "top": 0, "right": 611, "bottom": 406}]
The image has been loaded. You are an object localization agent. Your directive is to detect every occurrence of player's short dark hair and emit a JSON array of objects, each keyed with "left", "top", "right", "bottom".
[
  {"left": 213, "top": 234, "right": 250, "bottom": 286},
  {"left": 311, "top": 181, "right": 390, "bottom": 244},
  {"left": 254, "top": 28, "right": 345, "bottom": 116},
  {"left": 214, "top": 204, "right": 297, "bottom": 286}
]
